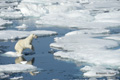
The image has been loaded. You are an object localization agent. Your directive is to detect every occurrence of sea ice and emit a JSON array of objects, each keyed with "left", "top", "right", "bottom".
[
  {"left": 84, "top": 0, "right": 120, "bottom": 10},
  {"left": 0, "top": 26, "right": 6, "bottom": 30},
  {"left": 0, "top": 18, "right": 12, "bottom": 26},
  {"left": 0, "top": 11, "right": 23, "bottom": 19},
  {"left": 81, "top": 66, "right": 118, "bottom": 77},
  {"left": 0, "top": 73, "right": 9, "bottom": 79},
  {"left": 18, "top": 0, "right": 84, "bottom": 17},
  {"left": 36, "top": 10, "right": 120, "bottom": 29},
  {"left": 95, "top": 11, "right": 120, "bottom": 23},
  {"left": 0, "top": 56, "right": 38, "bottom": 79},
  {"left": 0, "top": 64, "right": 37, "bottom": 74},
  {"left": 0, "top": 0, "right": 23, "bottom": 19},
  {"left": 15, "top": 24, "right": 28, "bottom": 30},
  {"left": 0, "top": 51, "right": 22, "bottom": 57},
  {"left": 51, "top": 30, "right": 120, "bottom": 77},
  {"left": 10, "top": 76, "right": 23, "bottom": 80},
  {"left": 36, "top": 10, "right": 94, "bottom": 27},
  {"left": 0, "top": 30, "right": 57, "bottom": 40}
]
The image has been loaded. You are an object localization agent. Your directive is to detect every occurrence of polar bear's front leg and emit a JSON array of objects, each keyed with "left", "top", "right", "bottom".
[
  {"left": 31, "top": 45, "right": 34, "bottom": 51},
  {"left": 28, "top": 45, "right": 34, "bottom": 51}
]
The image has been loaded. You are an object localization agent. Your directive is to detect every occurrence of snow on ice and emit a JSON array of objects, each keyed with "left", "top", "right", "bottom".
[
  {"left": 81, "top": 66, "right": 118, "bottom": 77},
  {"left": 0, "top": 30, "right": 57, "bottom": 40},
  {"left": 0, "top": 18, "right": 12, "bottom": 26},
  {"left": 0, "top": 64, "right": 37, "bottom": 79},
  {"left": 51, "top": 29, "right": 120, "bottom": 77},
  {"left": 0, "top": 0, "right": 23, "bottom": 19},
  {"left": 0, "top": 64, "right": 37, "bottom": 73},
  {"left": 15, "top": 24, "right": 28, "bottom": 30}
]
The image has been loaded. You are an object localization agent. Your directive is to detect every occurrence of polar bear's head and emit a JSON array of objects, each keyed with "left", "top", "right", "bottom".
[{"left": 30, "top": 34, "right": 38, "bottom": 39}]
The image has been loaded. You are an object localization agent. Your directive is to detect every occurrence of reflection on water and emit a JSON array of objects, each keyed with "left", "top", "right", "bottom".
[
  {"left": 15, "top": 56, "right": 39, "bottom": 76},
  {"left": 0, "top": 55, "right": 39, "bottom": 79}
]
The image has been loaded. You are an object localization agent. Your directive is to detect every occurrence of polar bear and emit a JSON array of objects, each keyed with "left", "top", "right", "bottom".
[{"left": 15, "top": 34, "right": 38, "bottom": 54}]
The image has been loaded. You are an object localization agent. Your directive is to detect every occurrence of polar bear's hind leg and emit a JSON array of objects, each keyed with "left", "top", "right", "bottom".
[{"left": 16, "top": 48, "right": 23, "bottom": 54}]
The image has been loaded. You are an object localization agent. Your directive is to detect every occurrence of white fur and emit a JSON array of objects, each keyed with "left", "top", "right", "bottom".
[{"left": 15, "top": 34, "right": 37, "bottom": 54}]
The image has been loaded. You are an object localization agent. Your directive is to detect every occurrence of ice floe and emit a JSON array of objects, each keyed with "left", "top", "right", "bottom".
[
  {"left": 0, "top": 64, "right": 37, "bottom": 79},
  {"left": 84, "top": 0, "right": 120, "bottom": 10},
  {"left": 0, "top": 18, "right": 12, "bottom": 26},
  {"left": 0, "top": 73, "right": 9, "bottom": 79},
  {"left": 50, "top": 30, "right": 120, "bottom": 77},
  {"left": 18, "top": 0, "right": 84, "bottom": 17},
  {"left": 36, "top": 10, "right": 94, "bottom": 27},
  {"left": 0, "top": 51, "right": 22, "bottom": 57},
  {"left": 0, "top": 10, "right": 23, "bottom": 19},
  {"left": 95, "top": 11, "right": 120, "bottom": 23},
  {"left": 18, "top": 0, "right": 120, "bottom": 28},
  {"left": 0, "top": 26, "right": 6, "bottom": 30},
  {"left": 81, "top": 66, "right": 118, "bottom": 77},
  {"left": 0, "top": 0, "right": 23, "bottom": 19},
  {"left": 10, "top": 76, "right": 23, "bottom": 80},
  {"left": 36, "top": 10, "right": 120, "bottom": 29},
  {"left": 15, "top": 24, "right": 28, "bottom": 30},
  {"left": 0, "top": 30, "right": 57, "bottom": 40},
  {"left": 0, "top": 64, "right": 37, "bottom": 73}
]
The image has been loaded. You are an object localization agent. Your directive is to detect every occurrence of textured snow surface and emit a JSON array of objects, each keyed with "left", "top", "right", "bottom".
[
  {"left": 0, "top": 30, "right": 57, "bottom": 40},
  {"left": 51, "top": 30, "right": 120, "bottom": 65},
  {"left": 15, "top": 24, "right": 28, "bottom": 30},
  {"left": 0, "top": 18, "right": 12, "bottom": 26},
  {"left": 81, "top": 66, "right": 118, "bottom": 77},
  {"left": 51, "top": 29, "right": 120, "bottom": 77},
  {"left": 0, "top": 64, "right": 37, "bottom": 73},
  {"left": 18, "top": 0, "right": 120, "bottom": 28},
  {"left": 0, "top": 0, "right": 23, "bottom": 19},
  {"left": 18, "top": 0, "right": 84, "bottom": 17},
  {"left": 36, "top": 10, "right": 120, "bottom": 28},
  {"left": 0, "top": 64, "right": 37, "bottom": 79},
  {"left": 10, "top": 76, "right": 23, "bottom": 80},
  {"left": 0, "top": 11, "right": 23, "bottom": 19}
]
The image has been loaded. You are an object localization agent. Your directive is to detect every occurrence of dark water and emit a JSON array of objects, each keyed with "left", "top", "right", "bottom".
[{"left": 0, "top": 18, "right": 82, "bottom": 80}]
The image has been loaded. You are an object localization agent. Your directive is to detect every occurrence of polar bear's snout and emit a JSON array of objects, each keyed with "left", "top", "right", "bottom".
[{"left": 32, "top": 34, "right": 38, "bottom": 38}]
